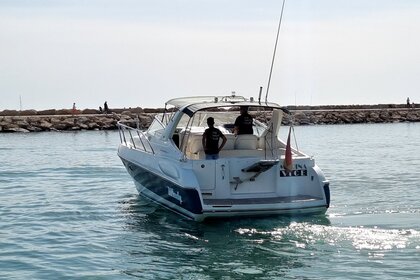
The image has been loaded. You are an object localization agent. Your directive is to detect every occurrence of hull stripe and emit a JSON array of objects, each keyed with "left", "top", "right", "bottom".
[{"left": 121, "top": 158, "right": 203, "bottom": 215}]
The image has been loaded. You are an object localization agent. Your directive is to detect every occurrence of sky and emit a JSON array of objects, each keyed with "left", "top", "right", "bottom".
[{"left": 1, "top": 0, "right": 420, "bottom": 110}]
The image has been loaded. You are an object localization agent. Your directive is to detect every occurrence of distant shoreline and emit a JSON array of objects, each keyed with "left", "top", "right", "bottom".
[{"left": 1, "top": 104, "right": 419, "bottom": 133}]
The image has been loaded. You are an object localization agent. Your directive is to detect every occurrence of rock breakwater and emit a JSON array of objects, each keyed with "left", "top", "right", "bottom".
[
  {"left": 0, "top": 112, "right": 153, "bottom": 133},
  {"left": 1, "top": 105, "right": 419, "bottom": 133},
  {"left": 280, "top": 107, "right": 420, "bottom": 125}
]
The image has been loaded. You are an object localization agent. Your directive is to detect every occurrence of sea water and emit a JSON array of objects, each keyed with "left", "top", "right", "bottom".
[{"left": 0, "top": 123, "right": 419, "bottom": 279}]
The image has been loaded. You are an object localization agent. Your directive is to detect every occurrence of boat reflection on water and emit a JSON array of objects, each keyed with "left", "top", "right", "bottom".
[{"left": 116, "top": 195, "right": 331, "bottom": 279}]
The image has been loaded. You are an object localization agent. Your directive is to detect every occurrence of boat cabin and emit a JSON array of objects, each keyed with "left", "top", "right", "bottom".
[{"left": 147, "top": 95, "right": 291, "bottom": 161}]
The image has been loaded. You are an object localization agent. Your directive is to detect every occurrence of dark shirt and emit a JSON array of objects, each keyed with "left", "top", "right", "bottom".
[
  {"left": 234, "top": 113, "right": 253, "bottom": 135},
  {"left": 203, "top": 127, "right": 223, "bottom": 155}
]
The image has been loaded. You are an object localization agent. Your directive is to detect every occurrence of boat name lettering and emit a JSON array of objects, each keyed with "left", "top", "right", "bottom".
[
  {"left": 167, "top": 186, "right": 183, "bottom": 204},
  {"left": 280, "top": 164, "right": 308, "bottom": 177}
]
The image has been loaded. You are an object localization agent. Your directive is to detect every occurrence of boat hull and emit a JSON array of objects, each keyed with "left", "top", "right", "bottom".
[{"left": 119, "top": 155, "right": 328, "bottom": 222}]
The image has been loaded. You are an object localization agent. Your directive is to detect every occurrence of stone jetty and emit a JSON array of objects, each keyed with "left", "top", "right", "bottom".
[
  {"left": 0, "top": 107, "right": 155, "bottom": 133},
  {"left": 278, "top": 105, "right": 420, "bottom": 126},
  {"left": 0, "top": 104, "right": 419, "bottom": 133}
]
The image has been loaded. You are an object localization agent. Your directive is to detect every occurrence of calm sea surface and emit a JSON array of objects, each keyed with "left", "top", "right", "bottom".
[{"left": 0, "top": 123, "right": 419, "bottom": 279}]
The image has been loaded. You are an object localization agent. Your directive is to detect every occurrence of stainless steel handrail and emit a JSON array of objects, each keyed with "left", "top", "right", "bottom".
[{"left": 117, "top": 121, "right": 155, "bottom": 154}]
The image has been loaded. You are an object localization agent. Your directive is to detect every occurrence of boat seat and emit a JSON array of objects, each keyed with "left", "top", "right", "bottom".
[
  {"left": 187, "top": 134, "right": 204, "bottom": 154},
  {"left": 234, "top": 134, "right": 258, "bottom": 150},
  {"left": 224, "top": 134, "right": 236, "bottom": 150},
  {"left": 187, "top": 134, "right": 261, "bottom": 159},
  {"left": 188, "top": 133, "right": 235, "bottom": 154}
]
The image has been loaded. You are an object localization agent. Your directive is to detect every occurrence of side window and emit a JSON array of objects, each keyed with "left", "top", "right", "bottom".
[
  {"left": 173, "top": 112, "right": 191, "bottom": 151},
  {"left": 147, "top": 118, "right": 165, "bottom": 138}
]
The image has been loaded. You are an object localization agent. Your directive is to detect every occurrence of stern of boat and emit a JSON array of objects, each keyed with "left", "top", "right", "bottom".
[{"left": 191, "top": 156, "right": 329, "bottom": 220}]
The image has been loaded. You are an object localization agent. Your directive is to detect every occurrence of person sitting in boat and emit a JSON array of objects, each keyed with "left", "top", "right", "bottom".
[
  {"left": 202, "top": 117, "right": 227, "bottom": 160},
  {"left": 234, "top": 106, "right": 253, "bottom": 135}
]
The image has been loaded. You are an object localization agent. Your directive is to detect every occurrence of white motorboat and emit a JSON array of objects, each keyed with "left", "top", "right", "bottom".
[{"left": 117, "top": 95, "right": 330, "bottom": 221}]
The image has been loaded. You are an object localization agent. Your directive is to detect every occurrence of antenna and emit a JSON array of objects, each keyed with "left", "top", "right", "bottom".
[
  {"left": 258, "top": 86, "right": 263, "bottom": 104},
  {"left": 19, "top": 95, "right": 22, "bottom": 111},
  {"left": 265, "top": 0, "right": 287, "bottom": 103}
]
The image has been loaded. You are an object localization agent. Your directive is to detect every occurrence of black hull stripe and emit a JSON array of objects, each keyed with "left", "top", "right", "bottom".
[
  {"left": 121, "top": 158, "right": 203, "bottom": 215},
  {"left": 137, "top": 191, "right": 196, "bottom": 220}
]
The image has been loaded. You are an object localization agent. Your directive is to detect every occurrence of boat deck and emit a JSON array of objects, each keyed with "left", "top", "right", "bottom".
[{"left": 203, "top": 195, "right": 322, "bottom": 206}]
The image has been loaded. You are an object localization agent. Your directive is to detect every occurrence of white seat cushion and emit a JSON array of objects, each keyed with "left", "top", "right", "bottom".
[{"left": 235, "top": 134, "right": 258, "bottom": 150}]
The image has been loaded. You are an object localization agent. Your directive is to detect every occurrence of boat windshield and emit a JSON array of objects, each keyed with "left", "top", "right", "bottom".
[{"left": 147, "top": 117, "right": 165, "bottom": 138}]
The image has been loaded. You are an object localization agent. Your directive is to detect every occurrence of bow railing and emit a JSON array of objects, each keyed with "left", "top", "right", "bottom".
[{"left": 117, "top": 121, "right": 155, "bottom": 154}]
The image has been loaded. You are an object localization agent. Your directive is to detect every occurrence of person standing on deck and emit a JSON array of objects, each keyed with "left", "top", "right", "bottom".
[
  {"left": 234, "top": 106, "right": 253, "bottom": 135},
  {"left": 202, "top": 117, "right": 227, "bottom": 160}
]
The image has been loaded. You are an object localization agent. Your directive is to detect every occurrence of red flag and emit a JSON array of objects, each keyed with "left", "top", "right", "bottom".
[{"left": 284, "top": 127, "right": 293, "bottom": 172}]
